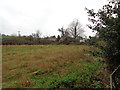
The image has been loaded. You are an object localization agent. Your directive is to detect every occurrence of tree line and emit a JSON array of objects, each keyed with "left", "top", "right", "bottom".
[
  {"left": 85, "top": 1, "right": 120, "bottom": 88},
  {"left": 86, "top": 0, "right": 120, "bottom": 71},
  {"left": 1, "top": 19, "right": 86, "bottom": 45}
]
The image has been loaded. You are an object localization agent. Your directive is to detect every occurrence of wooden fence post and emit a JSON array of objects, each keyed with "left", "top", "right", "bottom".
[{"left": 110, "top": 65, "right": 120, "bottom": 89}]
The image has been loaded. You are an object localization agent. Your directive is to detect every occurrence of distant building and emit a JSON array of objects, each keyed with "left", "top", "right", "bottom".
[
  {"left": 79, "top": 38, "right": 86, "bottom": 42},
  {"left": 79, "top": 36, "right": 87, "bottom": 42},
  {"left": 59, "top": 36, "right": 66, "bottom": 42},
  {"left": 48, "top": 36, "right": 57, "bottom": 41},
  {"left": 59, "top": 35, "right": 86, "bottom": 42}
]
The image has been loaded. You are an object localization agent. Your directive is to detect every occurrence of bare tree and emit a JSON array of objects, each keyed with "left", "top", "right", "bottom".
[
  {"left": 58, "top": 27, "right": 69, "bottom": 37},
  {"left": 32, "top": 30, "right": 42, "bottom": 38},
  {"left": 66, "top": 19, "right": 84, "bottom": 39},
  {"left": 36, "top": 30, "right": 42, "bottom": 38},
  {"left": 58, "top": 27, "right": 65, "bottom": 36}
]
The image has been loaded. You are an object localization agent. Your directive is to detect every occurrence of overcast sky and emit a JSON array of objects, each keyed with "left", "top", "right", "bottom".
[{"left": 0, "top": 0, "right": 108, "bottom": 37}]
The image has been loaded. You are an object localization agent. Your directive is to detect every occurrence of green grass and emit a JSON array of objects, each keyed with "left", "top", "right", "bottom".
[{"left": 2, "top": 45, "right": 110, "bottom": 88}]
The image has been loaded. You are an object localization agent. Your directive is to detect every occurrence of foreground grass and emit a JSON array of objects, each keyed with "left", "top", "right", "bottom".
[{"left": 2, "top": 45, "right": 110, "bottom": 88}]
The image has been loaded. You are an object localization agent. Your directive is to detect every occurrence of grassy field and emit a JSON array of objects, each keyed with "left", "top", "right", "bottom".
[{"left": 2, "top": 45, "right": 110, "bottom": 88}]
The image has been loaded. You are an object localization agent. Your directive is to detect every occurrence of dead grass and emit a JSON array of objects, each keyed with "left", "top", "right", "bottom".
[{"left": 2, "top": 45, "right": 109, "bottom": 88}]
